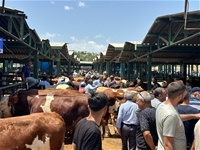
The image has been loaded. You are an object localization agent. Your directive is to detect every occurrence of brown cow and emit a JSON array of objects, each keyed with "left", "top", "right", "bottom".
[
  {"left": 26, "top": 93, "right": 89, "bottom": 134},
  {"left": 0, "top": 112, "right": 65, "bottom": 150}
]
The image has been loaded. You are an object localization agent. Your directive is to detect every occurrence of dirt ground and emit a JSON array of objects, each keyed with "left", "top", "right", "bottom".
[{"left": 64, "top": 124, "right": 122, "bottom": 150}]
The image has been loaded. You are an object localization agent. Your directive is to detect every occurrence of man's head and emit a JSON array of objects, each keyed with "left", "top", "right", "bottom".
[
  {"left": 154, "top": 87, "right": 167, "bottom": 102},
  {"left": 191, "top": 87, "right": 200, "bottom": 100},
  {"left": 137, "top": 77, "right": 142, "bottom": 84},
  {"left": 99, "top": 75, "right": 103, "bottom": 81},
  {"left": 124, "top": 91, "right": 134, "bottom": 100},
  {"left": 88, "top": 79, "right": 93, "bottom": 85},
  {"left": 167, "top": 81, "right": 186, "bottom": 104},
  {"left": 152, "top": 77, "right": 157, "bottom": 83},
  {"left": 88, "top": 92, "right": 108, "bottom": 112},
  {"left": 136, "top": 91, "right": 152, "bottom": 110},
  {"left": 26, "top": 60, "right": 32, "bottom": 68},
  {"left": 69, "top": 75, "right": 74, "bottom": 81},
  {"left": 181, "top": 90, "right": 190, "bottom": 104}
]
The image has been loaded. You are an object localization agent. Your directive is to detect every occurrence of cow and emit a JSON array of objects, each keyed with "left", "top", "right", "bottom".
[
  {"left": 0, "top": 112, "right": 65, "bottom": 150},
  {"left": 7, "top": 88, "right": 124, "bottom": 141},
  {"left": 98, "top": 87, "right": 143, "bottom": 137}
]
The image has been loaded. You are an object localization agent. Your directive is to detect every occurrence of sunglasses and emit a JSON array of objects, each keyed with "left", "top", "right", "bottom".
[{"left": 139, "top": 92, "right": 146, "bottom": 101}]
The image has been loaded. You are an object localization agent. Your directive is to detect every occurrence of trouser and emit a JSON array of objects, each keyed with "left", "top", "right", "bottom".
[
  {"left": 121, "top": 123, "right": 137, "bottom": 150},
  {"left": 26, "top": 77, "right": 38, "bottom": 89}
]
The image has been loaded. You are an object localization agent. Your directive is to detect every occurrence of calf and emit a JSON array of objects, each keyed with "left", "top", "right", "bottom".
[{"left": 0, "top": 112, "right": 65, "bottom": 150}]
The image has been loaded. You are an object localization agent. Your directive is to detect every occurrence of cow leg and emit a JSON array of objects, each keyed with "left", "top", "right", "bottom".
[{"left": 105, "top": 125, "right": 112, "bottom": 136}]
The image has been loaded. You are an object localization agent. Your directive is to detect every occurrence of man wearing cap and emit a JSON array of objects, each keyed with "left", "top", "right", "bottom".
[
  {"left": 108, "top": 75, "right": 116, "bottom": 87},
  {"left": 189, "top": 87, "right": 200, "bottom": 110}
]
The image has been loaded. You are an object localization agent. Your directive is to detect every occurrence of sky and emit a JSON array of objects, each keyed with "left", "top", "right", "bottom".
[{"left": 4, "top": 0, "right": 200, "bottom": 54}]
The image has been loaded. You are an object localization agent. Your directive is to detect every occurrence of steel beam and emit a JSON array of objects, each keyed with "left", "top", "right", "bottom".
[
  {"left": 147, "top": 47, "right": 152, "bottom": 91},
  {"left": 33, "top": 50, "right": 38, "bottom": 78},
  {"left": 129, "top": 32, "right": 200, "bottom": 62}
]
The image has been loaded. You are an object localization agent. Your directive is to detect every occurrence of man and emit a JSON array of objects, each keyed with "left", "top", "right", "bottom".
[
  {"left": 152, "top": 77, "right": 161, "bottom": 90},
  {"left": 116, "top": 91, "right": 138, "bottom": 150},
  {"left": 37, "top": 76, "right": 50, "bottom": 89},
  {"left": 189, "top": 86, "right": 200, "bottom": 110},
  {"left": 66, "top": 75, "right": 75, "bottom": 89},
  {"left": 93, "top": 75, "right": 104, "bottom": 87},
  {"left": 156, "top": 81, "right": 186, "bottom": 150},
  {"left": 72, "top": 92, "right": 108, "bottom": 150},
  {"left": 85, "top": 79, "right": 99, "bottom": 94},
  {"left": 108, "top": 75, "right": 116, "bottom": 87},
  {"left": 151, "top": 87, "right": 167, "bottom": 108},
  {"left": 192, "top": 119, "right": 200, "bottom": 150},
  {"left": 177, "top": 90, "right": 199, "bottom": 150},
  {"left": 22, "top": 60, "right": 38, "bottom": 89},
  {"left": 135, "top": 77, "right": 146, "bottom": 90},
  {"left": 136, "top": 91, "right": 158, "bottom": 150},
  {"left": 156, "top": 81, "right": 200, "bottom": 150}
]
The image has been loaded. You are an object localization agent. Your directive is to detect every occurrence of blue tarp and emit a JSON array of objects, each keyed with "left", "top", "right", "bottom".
[
  {"left": 40, "top": 62, "right": 49, "bottom": 71},
  {"left": 0, "top": 37, "right": 3, "bottom": 53}
]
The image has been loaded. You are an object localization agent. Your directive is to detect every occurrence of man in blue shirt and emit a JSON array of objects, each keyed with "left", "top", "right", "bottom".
[
  {"left": 93, "top": 75, "right": 104, "bottom": 87},
  {"left": 189, "top": 87, "right": 200, "bottom": 110},
  {"left": 22, "top": 60, "right": 38, "bottom": 89},
  {"left": 85, "top": 79, "right": 99, "bottom": 94},
  {"left": 37, "top": 76, "right": 50, "bottom": 89},
  {"left": 116, "top": 91, "right": 138, "bottom": 150},
  {"left": 177, "top": 90, "right": 199, "bottom": 149}
]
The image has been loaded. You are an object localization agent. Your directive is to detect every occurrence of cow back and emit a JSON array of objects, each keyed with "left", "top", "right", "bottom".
[
  {"left": 27, "top": 94, "right": 89, "bottom": 132},
  {"left": 0, "top": 112, "right": 65, "bottom": 150}
]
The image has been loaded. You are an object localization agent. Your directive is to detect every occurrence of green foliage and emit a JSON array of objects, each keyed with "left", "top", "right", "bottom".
[{"left": 74, "top": 51, "right": 98, "bottom": 61}]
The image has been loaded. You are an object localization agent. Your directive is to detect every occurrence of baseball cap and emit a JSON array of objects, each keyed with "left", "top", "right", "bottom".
[{"left": 191, "top": 87, "right": 200, "bottom": 93}]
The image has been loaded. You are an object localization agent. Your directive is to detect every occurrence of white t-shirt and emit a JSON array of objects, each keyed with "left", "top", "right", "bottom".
[
  {"left": 156, "top": 102, "right": 186, "bottom": 150},
  {"left": 194, "top": 119, "right": 200, "bottom": 150}
]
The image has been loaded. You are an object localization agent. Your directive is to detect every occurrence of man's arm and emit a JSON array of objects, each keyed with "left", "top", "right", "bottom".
[
  {"left": 190, "top": 140, "right": 195, "bottom": 150},
  {"left": 163, "top": 136, "right": 174, "bottom": 150},
  {"left": 180, "top": 114, "right": 200, "bottom": 122},
  {"left": 71, "top": 142, "right": 76, "bottom": 150},
  {"left": 21, "top": 72, "right": 26, "bottom": 82},
  {"left": 143, "top": 131, "right": 157, "bottom": 150}
]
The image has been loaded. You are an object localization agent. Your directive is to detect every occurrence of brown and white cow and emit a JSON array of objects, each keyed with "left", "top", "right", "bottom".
[{"left": 0, "top": 112, "right": 65, "bottom": 150}]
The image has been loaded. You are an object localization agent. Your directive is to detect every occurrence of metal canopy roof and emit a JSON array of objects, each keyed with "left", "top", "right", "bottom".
[
  {"left": 142, "top": 10, "right": 200, "bottom": 45},
  {"left": 104, "top": 43, "right": 124, "bottom": 62},
  {"left": 0, "top": 6, "right": 54, "bottom": 62},
  {"left": 128, "top": 10, "right": 200, "bottom": 64}
]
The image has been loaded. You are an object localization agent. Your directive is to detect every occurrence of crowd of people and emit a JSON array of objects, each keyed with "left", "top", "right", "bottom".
[
  {"left": 20, "top": 61, "right": 200, "bottom": 150},
  {"left": 71, "top": 76, "right": 200, "bottom": 150}
]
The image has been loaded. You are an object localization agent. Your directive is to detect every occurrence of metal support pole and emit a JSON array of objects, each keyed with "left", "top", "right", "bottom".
[
  {"left": 187, "top": 64, "right": 190, "bottom": 77},
  {"left": 68, "top": 61, "right": 71, "bottom": 75},
  {"left": 183, "top": 64, "right": 187, "bottom": 84},
  {"left": 171, "top": 64, "right": 174, "bottom": 78},
  {"left": 120, "top": 62, "right": 125, "bottom": 79},
  {"left": 3, "top": 60, "right": 8, "bottom": 74},
  {"left": 49, "top": 61, "right": 53, "bottom": 76},
  {"left": 106, "top": 62, "right": 110, "bottom": 77},
  {"left": 10, "top": 60, "right": 13, "bottom": 71},
  {"left": 99, "top": 63, "right": 103, "bottom": 74},
  {"left": 33, "top": 51, "right": 38, "bottom": 78},
  {"left": 127, "top": 62, "right": 130, "bottom": 81},
  {"left": 147, "top": 49, "right": 152, "bottom": 91}
]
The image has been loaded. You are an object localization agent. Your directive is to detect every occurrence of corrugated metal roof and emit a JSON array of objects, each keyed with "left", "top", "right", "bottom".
[{"left": 142, "top": 10, "right": 200, "bottom": 45}]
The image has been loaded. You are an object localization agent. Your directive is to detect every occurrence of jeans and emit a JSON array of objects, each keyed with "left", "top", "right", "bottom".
[
  {"left": 26, "top": 77, "right": 38, "bottom": 89},
  {"left": 121, "top": 124, "right": 137, "bottom": 150}
]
